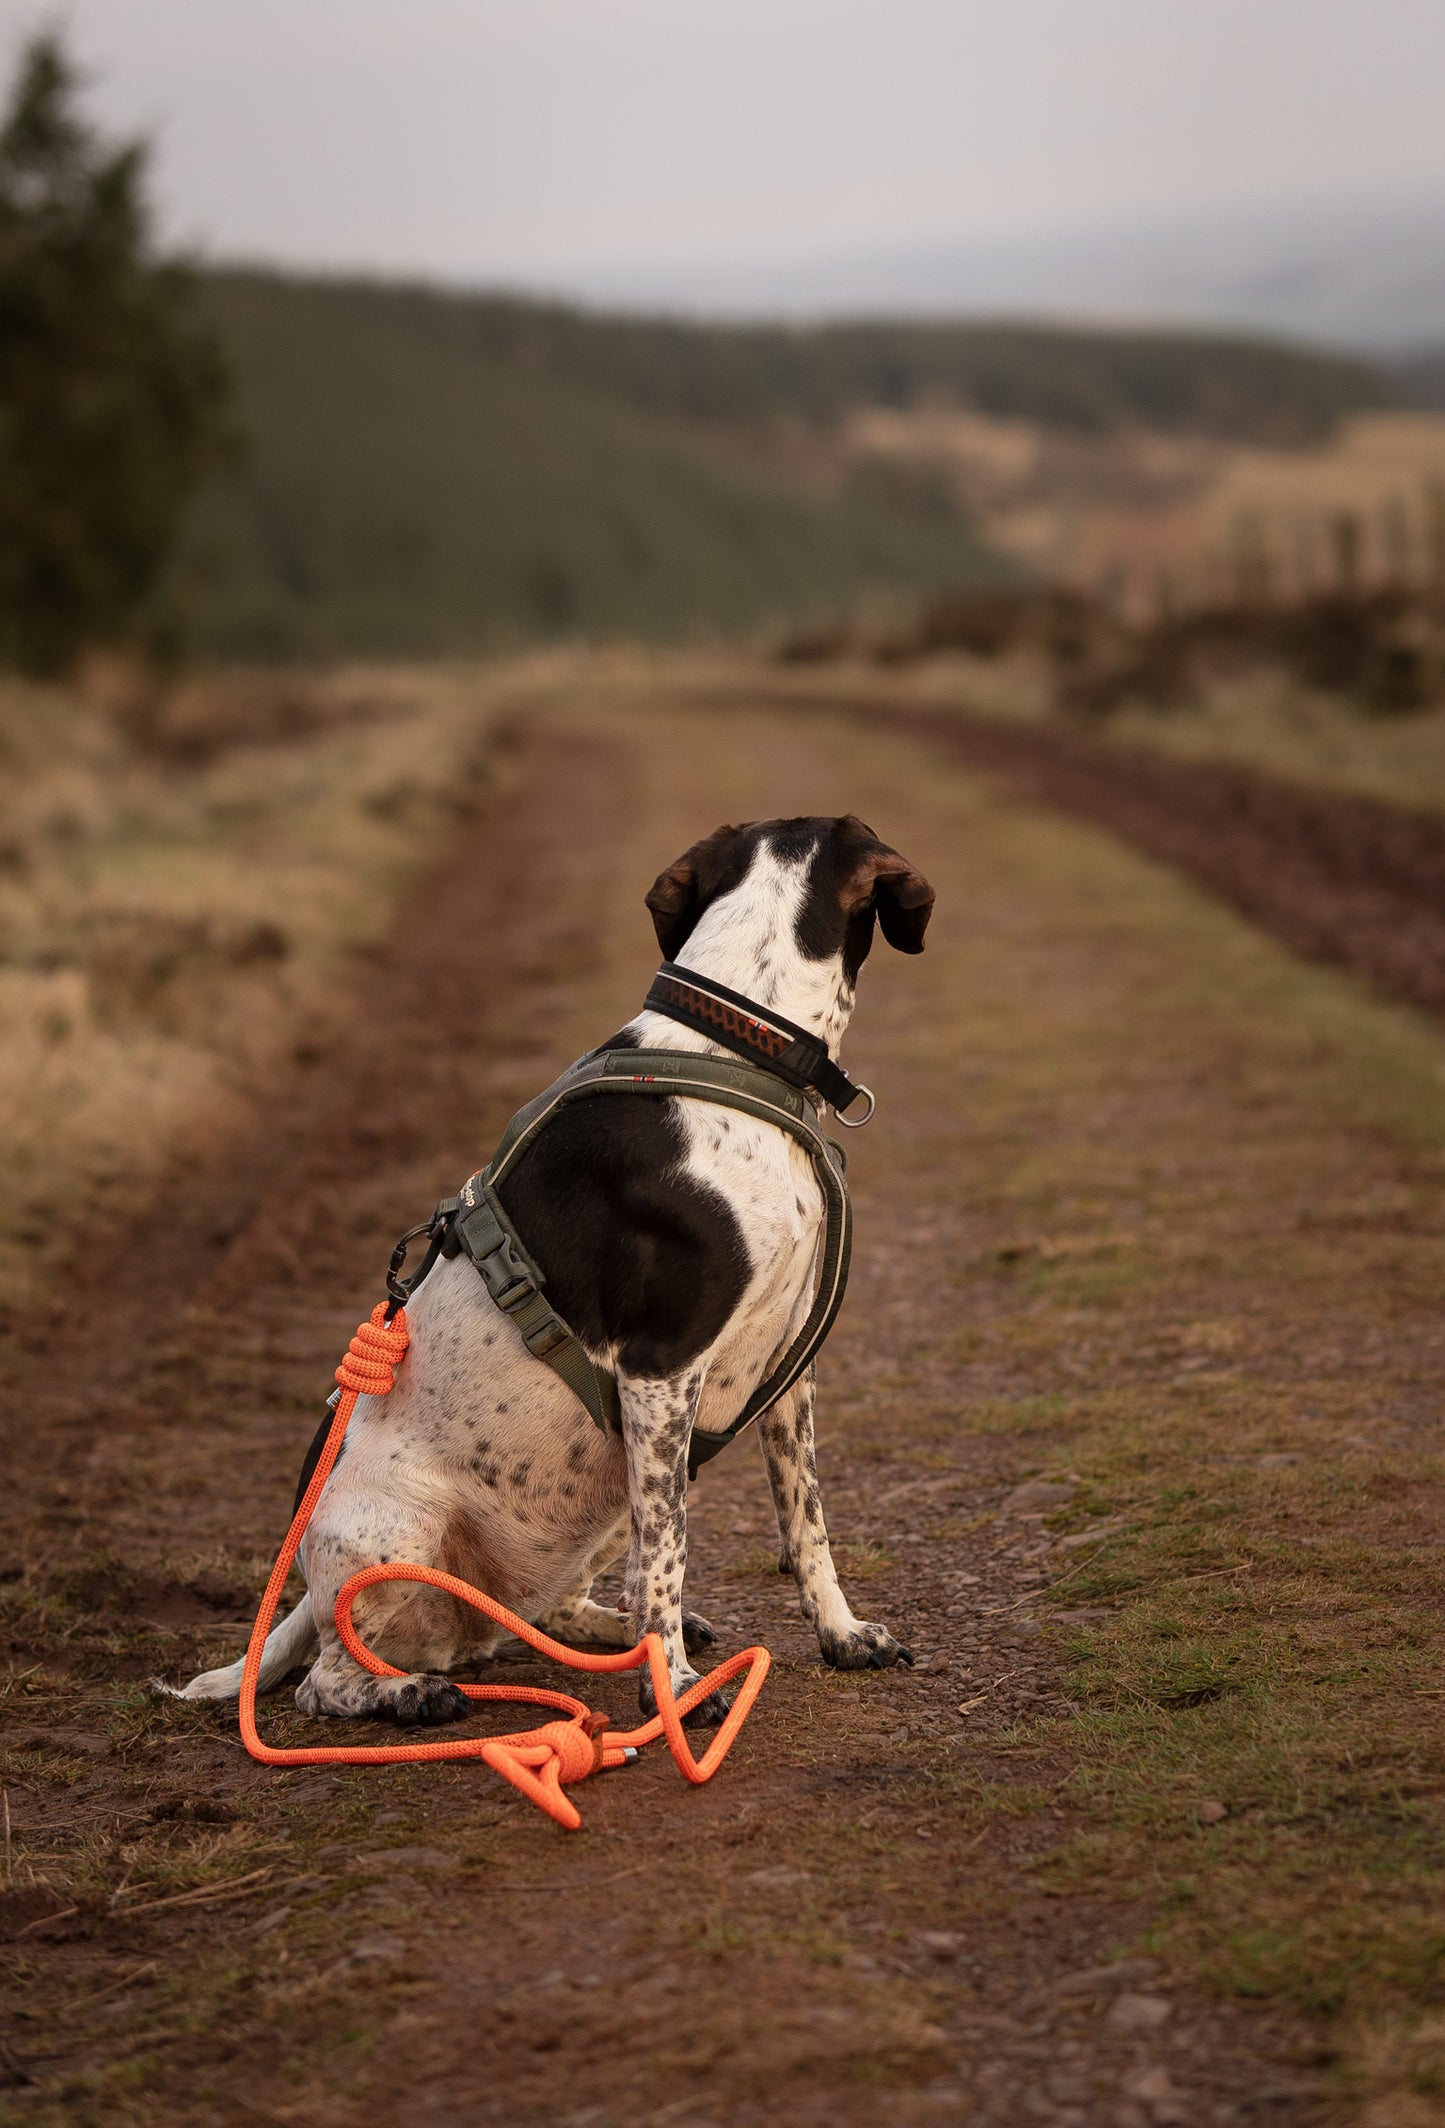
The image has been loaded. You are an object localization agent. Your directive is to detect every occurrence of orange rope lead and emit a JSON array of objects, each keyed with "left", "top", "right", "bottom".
[{"left": 237, "top": 1304, "right": 770, "bottom": 1829}]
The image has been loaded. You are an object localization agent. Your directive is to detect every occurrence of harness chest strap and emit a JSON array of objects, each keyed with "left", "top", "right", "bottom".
[{"left": 394, "top": 1049, "right": 852, "bottom": 1477}]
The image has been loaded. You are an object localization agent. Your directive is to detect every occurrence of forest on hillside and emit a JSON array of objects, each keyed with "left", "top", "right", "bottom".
[
  {"left": 204, "top": 269, "right": 1388, "bottom": 439},
  {"left": 177, "top": 270, "right": 1394, "bottom": 661}
]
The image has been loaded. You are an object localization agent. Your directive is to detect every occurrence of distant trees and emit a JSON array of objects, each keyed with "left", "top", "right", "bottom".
[{"left": 0, "top": 33, "right": 233, "bottom": 675}]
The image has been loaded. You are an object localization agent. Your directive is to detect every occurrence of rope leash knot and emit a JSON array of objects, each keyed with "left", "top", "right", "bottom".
[
  {"left": 481, "top": 1715, "right": 611, "bottom": 1829},
  {"left": 238, "top": 1305, "right": 770, "bottom": 1830},
  {"left": 334, "top": 1306, "right": 410, "bottom": 1397}
]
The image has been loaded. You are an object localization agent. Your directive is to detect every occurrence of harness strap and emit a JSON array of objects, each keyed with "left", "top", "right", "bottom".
[
  {"left": 447, "top": 1182, "right": 621, "bottom": 1434},
  {"left": 389, "top": 1048, "right": 852, "bottom": 1480}
]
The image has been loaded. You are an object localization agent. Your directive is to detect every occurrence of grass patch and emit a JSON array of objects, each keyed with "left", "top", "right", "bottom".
[
  {"left": 1031, "top": 1466, "right": 1445, "bottom": 2008},
  {"left": 831, "top": 1539, "right": 897, "bottom": 1580},
  {"left": 0, "top": 659, "right": 521, "bottom": 1309}
]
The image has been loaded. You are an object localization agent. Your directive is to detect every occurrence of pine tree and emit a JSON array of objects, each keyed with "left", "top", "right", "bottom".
[{"left": 0, "top": 34, "right": 233, "bottom": 674}]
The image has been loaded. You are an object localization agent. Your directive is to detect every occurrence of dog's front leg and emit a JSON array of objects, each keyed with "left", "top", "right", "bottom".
[
  {"left": 619, "top": 1369, "right": 731, "bottom": 1726},
  {"left": 758, "top": 1365, "right": 913, "bottom": 1671}
]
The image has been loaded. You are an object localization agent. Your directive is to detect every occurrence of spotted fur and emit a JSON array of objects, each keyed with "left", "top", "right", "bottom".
[{"left": 178, "top": 816, "right": 934, "bottom": 1724}]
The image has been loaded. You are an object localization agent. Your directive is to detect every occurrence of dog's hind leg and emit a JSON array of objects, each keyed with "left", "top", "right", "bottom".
[
  {"left": 171, "top": 1519, "right": 472, "bottom": 1725},
  {"left": 295, "top": 1647, "right": 470, "bottom": 1726},
  {"left": 680, "top": 1607, "right": 718, "bottom": 1655},
  {"left": 538, "top": 1586, "right": 632, "bottom": 1647},
  {"left": 758, "top": 1366, "right": 913, "bottom": 1672},
  {"left": 538, "top": 1513, "right": 716, "bottom": 1654},
  {"left": 291, "top": 1510, "right": 483, "bottom": 1727},
  {"left": 533, "top": 1516, "right": 630, "bottom": 1647},
  {"left": 293, "top": 1573, "right": 473, "bottom": 1727},
  {"left": 537, "top": 1586, "right": 718, "bottom": 1653}
]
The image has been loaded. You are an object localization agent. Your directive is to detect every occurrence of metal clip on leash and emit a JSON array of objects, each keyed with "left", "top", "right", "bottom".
[{"left": 384, "top": 1199, "right": 460, "bottom": 1318}]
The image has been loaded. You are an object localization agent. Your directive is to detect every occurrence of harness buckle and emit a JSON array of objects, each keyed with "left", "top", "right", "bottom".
[
  {"left": 476, "top": 1232, "right": 539, "bottom": 1312},
  {"left": 456, "top": 1205, "right": 543, "bottom": 1316}
]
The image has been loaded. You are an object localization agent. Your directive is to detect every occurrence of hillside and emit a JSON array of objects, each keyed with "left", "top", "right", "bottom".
[
  {"left": 1393, "top": 347, "right": 1445, "bottom": 411},
  {"left": 177, "top": 271, "right": 1391, "bottom": 660},
  {"left": 179, "top": 275, "right": 999, "bottom": 660}
]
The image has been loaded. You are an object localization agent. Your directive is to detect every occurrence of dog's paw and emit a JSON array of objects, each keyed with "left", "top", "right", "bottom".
[
  {"left": 681, "top": 1609, "right": 717, "bottom": 1656},
  {"left": 681, "top": 1687, "right": 733, "bottom": 1730},
  {"left": 388, "top": 1674, "right": 471, "bottom": 1726},
  {"left": 818, "top": 1622, "right": 914, "bottom": 1672},
  {"left": 637, "top": 1669, "right": 733, "bottom": 1729}
]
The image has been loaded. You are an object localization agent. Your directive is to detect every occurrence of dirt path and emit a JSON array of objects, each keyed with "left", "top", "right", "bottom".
[
  {"left": 4, "top": 689, "right": 1443, "bottom": 2125},
  {"left": 728, "top": 682, "right": 1445, "bottom": 1022}
]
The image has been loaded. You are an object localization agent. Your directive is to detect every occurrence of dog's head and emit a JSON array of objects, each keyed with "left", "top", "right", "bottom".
[{"left": 645, "top": 815, "right": 935, "bottom": 980}]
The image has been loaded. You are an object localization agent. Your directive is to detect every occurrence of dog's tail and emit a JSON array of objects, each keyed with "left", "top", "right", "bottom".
[{"left": 163, "top": 1593, "right": 318, "bottom": 1703}]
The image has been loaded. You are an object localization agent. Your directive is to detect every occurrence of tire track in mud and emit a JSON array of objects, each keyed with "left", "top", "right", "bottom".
[{"left": 733, "top": 686, "right": 1445, "bottom": 1022}]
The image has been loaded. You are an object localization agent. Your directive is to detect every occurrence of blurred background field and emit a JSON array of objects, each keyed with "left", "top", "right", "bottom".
[
  {"left": 170, "top": 274, "right": 1445, "bottom": 830},
  {"left": 151, "top": 273, "right": 1445, "bottom": 671}
]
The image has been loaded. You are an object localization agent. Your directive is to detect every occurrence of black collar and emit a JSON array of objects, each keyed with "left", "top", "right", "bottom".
[{"left": 644, "top": 964, "right": 873, "bottom": 1121}]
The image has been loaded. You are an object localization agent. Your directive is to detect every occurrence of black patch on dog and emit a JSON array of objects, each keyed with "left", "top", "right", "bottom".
[
  {"left": 791, "top": 815, "right": 936, "bottom": 979},
  {"left": 497, "top": 1094, "right": 751, "bottom": 1378}
]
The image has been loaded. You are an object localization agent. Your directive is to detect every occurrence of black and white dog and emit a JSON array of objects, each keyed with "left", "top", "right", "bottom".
[{"left": 180, "top": 815, "right": 935, "bottom": 1726}]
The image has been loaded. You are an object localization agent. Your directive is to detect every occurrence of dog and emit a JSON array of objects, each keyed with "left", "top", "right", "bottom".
[{"left": 179, "top": 814, "right": 935, "bottom": 1726}]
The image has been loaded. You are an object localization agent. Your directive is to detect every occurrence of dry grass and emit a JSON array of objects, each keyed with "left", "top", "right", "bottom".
[
  {"left": 0, "top": 657, "right": 552, "bottom": 1311},
  {"left": 845, "top": 406, "right": 1445, "bottom": 602},
  {"left": 1094, "top": 668, "right": 1445, "bottom": 815},
  {"left": 776, "top": 405, "right": 1445, "bottom": 814},
  {"left": 753, "top": 641, "right": 1445, "bottom": 819}
]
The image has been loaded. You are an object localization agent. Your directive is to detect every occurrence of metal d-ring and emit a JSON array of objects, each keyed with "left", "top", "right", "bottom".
[{"left": 834, "top": 1084, "right": 876, "bottom": 1128}]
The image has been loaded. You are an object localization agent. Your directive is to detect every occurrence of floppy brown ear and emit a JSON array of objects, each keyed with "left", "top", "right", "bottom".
[
  {"left": 867, "top": 853, "right": 936, "bottom": 954},
  {"left": 644, "top": 824, "right": 739, "bottom": 959}
]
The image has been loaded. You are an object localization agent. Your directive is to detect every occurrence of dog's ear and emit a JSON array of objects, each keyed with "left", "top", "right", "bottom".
[
  {"left": 848, "top": 842, "right": 936, "bottom": 954},
  {"left": 645, "top": 824, "right": 742, "bottom": 959}
]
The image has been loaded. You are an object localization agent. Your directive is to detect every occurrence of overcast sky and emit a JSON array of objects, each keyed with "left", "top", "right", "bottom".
[{"left": 14, "top": 1, "right": 1445, "bottom": 300}]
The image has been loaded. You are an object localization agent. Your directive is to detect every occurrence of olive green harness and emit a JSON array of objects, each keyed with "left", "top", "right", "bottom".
[{"left": 388, "top": 1048, "right": 852, "bottom": 1479}]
